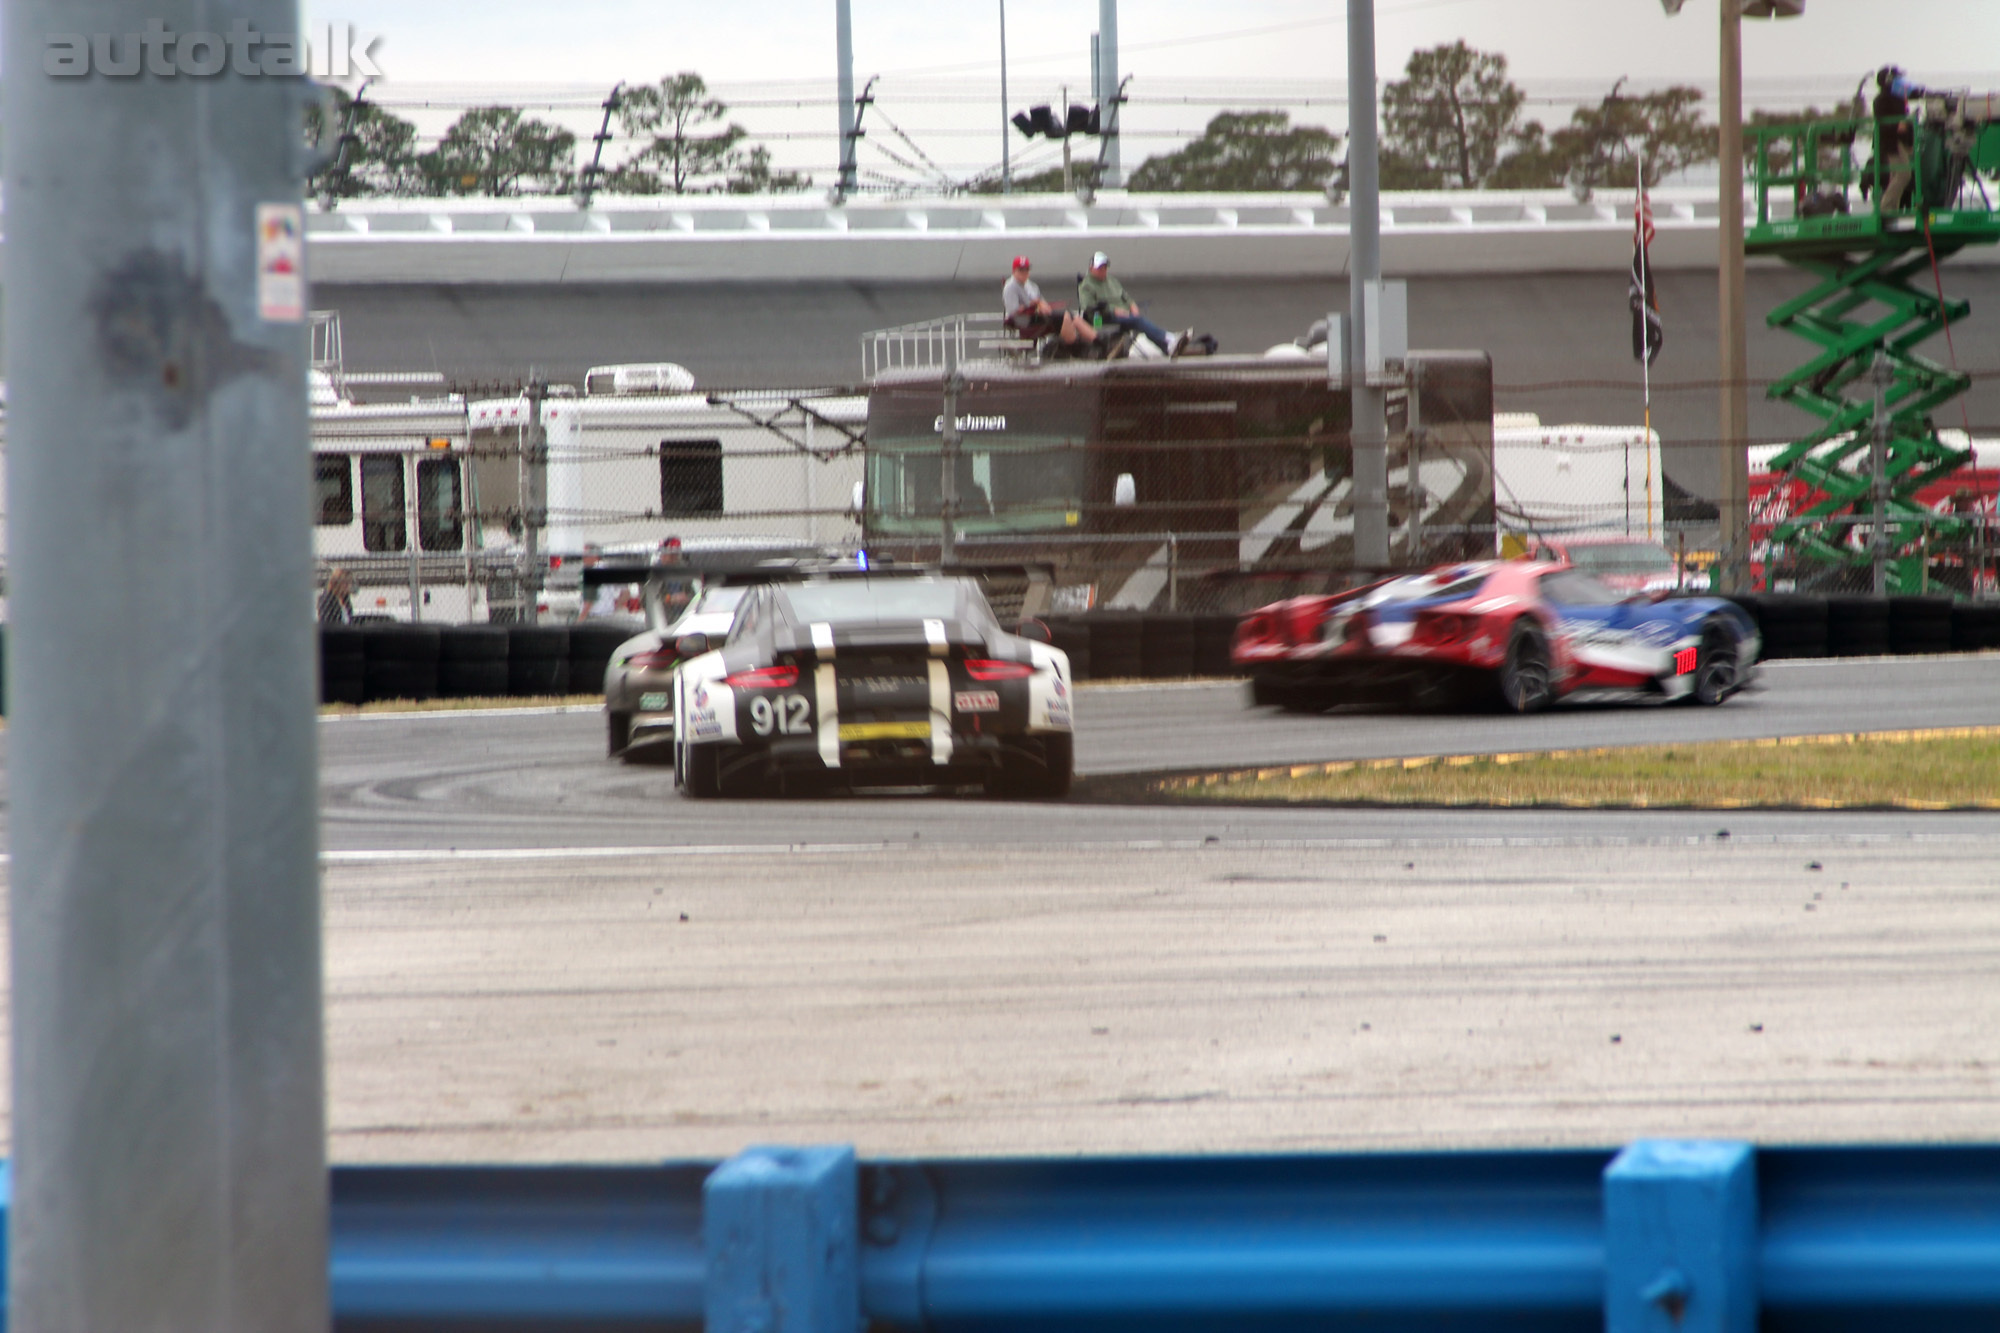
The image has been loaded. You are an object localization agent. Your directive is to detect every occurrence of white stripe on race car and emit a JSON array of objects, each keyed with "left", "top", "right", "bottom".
[
  {"left": 816, "top": 663, "right": 840, "bottom": 767},
  {"left": 812, "top": 621, "right": 835, "bottom": 658},
  {"left": 928, "top": 659, "right": 953, "bottom": 764},
  {"left": 924, "top": 618, "right": 948, "bottom": 657}
]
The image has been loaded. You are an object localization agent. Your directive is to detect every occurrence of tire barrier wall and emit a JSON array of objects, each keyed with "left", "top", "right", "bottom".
[
  {"left": 315, "top": 598, "right": 1999, "bottom": 705},
  {"left": 1727, "top": 595, "right": 2000, "bottom": 660}
]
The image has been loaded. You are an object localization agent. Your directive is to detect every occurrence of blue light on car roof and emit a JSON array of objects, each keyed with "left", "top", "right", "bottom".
[{"left": 856, "top": 550, "right": 869, "bottom": 570}]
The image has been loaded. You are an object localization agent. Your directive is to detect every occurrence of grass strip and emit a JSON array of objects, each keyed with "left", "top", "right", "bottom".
[{"left": 1162, "top": 727, "right": 2000, "bottom": 810}]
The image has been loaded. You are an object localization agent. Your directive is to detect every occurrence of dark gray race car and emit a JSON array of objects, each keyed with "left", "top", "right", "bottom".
[{"left": 672, "top": 569, "right": 1073, "bottom": 798}]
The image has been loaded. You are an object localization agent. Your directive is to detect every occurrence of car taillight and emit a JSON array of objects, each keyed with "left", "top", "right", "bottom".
[
  {"left": 723, "top": 664, "right": 799, "bottom": 689},
  {"left": 1421, "top": 613, "right": 1471, "bottom": 643},
  {"left": 964, "top": 659, "right": 1033, "bottom": 681},
  {"left": 626, "top": 648, "right": 680, "bottom": 670}
]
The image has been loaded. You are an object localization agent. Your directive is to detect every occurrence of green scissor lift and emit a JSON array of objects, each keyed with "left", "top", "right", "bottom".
[{"left": 1745, "top": 98, "right": 2000, "bottom": 593}]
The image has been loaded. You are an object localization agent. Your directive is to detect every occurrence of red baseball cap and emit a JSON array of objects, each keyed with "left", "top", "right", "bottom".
[{"left": 1011, "top": 255, "right": 1031, "bottom": 271}]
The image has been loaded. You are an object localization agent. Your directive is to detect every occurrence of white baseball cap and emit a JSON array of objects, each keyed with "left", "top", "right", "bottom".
[{"left": 1091, "top": 251, "right": 1110, "bottom": 268}]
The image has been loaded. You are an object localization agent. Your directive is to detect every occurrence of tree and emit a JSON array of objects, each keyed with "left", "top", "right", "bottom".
[
  {"left": 1381, "top": 41, "right": 1533, "bottom": 190},
  {"left": 307, "top": 89, "right": 423, "bottom": 198},
  {"left": 418, "top": 106, "right": 576, "bottom": 197},
  {"left": 1127, "top": 111, "right": 1342, "bottom": 192},
  {"left": 1552, "top": 81, "right": 1715, "bottom": 198},
  {"left": 612, "top": 73, "right": 749, "bottom": 194},
  {"left": 725, "top": 144, "right": 811, "bottom": 195}
]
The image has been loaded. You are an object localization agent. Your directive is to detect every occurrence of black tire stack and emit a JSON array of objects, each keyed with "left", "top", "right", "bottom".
[
  {"left": 1952, "top": 602, "right": 2000, "bottom": 652},
  {"left": 1193, "top": 614, "right": 1241, "bottom": 676},
  {"left": 1040, "top": 615, "right": 1092, "bottom": 681},
  {"left": 1824, "top": 596, "right": 1891, "bottom": 657},
  {"left": 568, "top": 624, "right": 634, "bottom": 699},
  {"left": 1887, "top": 595, "right": 1953, "bottom": 656},
  {"left": 1139, "top": 614, "right": 1197, "bottom": 680},
  {"left": 438, "top": 625, "right": 510, "bottom": 699},
  {"left": 1737, "top": 594, "right": 1828, "bottom": 660},
  {"left": 319, "top": 625, "right": 366, "bottom": 704},
  {"left": 1086, "top": 613, "right": 1146, "bottom": 681},
  {"left": 362, "top": 625, "right": 441, "bottom": 702},
  {"left": 507, "top": 625, "right": 571, "bottom": 697}
]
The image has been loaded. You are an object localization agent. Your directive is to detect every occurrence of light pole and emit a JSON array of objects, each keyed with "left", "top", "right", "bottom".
[{"left": 1659, "top": 0, "right": 1804, "bottom": 590}]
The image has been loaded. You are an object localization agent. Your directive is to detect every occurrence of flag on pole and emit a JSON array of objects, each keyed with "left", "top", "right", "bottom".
[{"left": 1630, "top": 186, "right": 1663, "bottom": 364}]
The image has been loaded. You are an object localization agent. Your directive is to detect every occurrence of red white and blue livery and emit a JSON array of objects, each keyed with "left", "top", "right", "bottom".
[{"left": 1234, "top": 560, "right": 1760, "bottom": 713}]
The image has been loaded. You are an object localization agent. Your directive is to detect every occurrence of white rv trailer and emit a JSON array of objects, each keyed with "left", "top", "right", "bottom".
[
  {"left": 464, "top": 368, "right": 866, "bottom": 620},
  {"left": 1492, "top": 412, "right": 1665, "bottom": 549}
]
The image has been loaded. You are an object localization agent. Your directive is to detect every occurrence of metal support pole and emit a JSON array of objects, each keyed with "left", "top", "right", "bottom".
[
  {"left": 1405, "top": 365, "right": 1424, "bottom": 563},
  {"left": 1097, "top": 0, "right": 1121, "bottom": 187},
  {"left": 836, "top": 0, "right": 858, "bottom": 195},
  {"left": 4, "top": 0, "right": 329, "bottom": 1326},
  {"left": 1604, "top": 1140, "right": 1759, "bottom": 1333},
  {"left": 1717, "top": 0, "right": 1751, "bottom": 590},
  {"left": 1348, "top": 0, "right": 1390, "bottom": 571},
  {"left": 1871, "top": 348, "right": 1891, "bottom": 595},
  {"left": 1000, "top": 1, "right": 1011, "bottom": 193},
  {"left": 940, "top": 356, "right": 961, "bottom": 566},
  {"left": 522, "top": 381, "right": 549, "bottom": 620},
  {"left": 1167, "top": 533, "right": 1179, "bottom": 611}
]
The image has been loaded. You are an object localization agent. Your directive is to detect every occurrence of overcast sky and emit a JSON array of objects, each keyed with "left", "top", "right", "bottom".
[
  {"left": 302, "top": 0, "right": 2000, "bottom": 185},
  {"left": 309, "top": 0, "right": 1998, "bottom": 89}
]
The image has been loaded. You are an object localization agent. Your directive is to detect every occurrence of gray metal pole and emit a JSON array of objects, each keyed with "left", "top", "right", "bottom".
[
  {"left": 1348, "top": 0, "right": 1390, "bottom": 570},
  {"left": 941, "top": 354, "right": 961, "bottom": 566},
  {"left": 1098, "top": 0, "right": 1121, "bottom": 187},
  {"left": 1717, "top": 0, "right": 1751, "bottom": 590},
  {"left": 1871, "top": 348, "right": 1891, "bottom": 595},
  {"left": 5, "top": 0, "right": 329, "bottom": 1328},
  {"left": 1001, "top": 1, "right": 1011, "bottom": 193},
  {"left": 837, "top": 0, "right": 858, "bottom": 194}
]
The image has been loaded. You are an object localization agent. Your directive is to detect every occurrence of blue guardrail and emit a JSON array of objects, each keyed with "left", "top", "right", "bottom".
[{"left": 1, "top": 1139, "right": 1998, "bottom": 1329}]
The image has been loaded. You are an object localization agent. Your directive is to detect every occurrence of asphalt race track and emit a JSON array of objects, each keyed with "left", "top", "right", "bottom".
[
  {"left": 288, "top": 654, "right": 2000, "bottom": 853},
  {"left": 3, "top": 654, "right": 1997, "bottom": 1160}
]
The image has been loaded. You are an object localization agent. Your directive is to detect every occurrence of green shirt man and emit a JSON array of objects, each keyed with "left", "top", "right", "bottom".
[{"left": 1075, "top": 250, "right": 1174, "bottom": 352}]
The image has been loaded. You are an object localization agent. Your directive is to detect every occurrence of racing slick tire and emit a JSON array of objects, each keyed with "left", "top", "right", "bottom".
[
  {"left": 681, "top": 741, "right": 723, "bottom": 799},
  {"left": 989, "top": 734, "right": 1073, "bottom": 800},
  {"left": 1496, "top": 620, "right": 1554, "bottom": 714},
  {"left": 607, "top": 710, "right": 632, "bottom": 757},
  {"left": 1689, "top": 619, "right": 1743, "bottom": 707}
]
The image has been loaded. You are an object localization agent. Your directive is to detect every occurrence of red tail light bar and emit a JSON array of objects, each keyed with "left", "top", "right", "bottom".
[
  {"left": 723, "top": 664, "right": 800, "bottom": 689},
  {"left": 963, "top": 659, "right": 1033, "bottom": 681}
]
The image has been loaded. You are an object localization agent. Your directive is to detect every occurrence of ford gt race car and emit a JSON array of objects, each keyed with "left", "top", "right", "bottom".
[
  {"left": 1234, "top": 560, "right": 1760, "bottom": 713},
  {"left": 673, "top": 568, "right": 1073, "bottom": 798}
]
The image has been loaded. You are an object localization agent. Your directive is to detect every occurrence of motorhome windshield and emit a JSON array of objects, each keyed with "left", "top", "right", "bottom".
[{"left": 866, "top": 437, "right": 1084, "bottom": 535}]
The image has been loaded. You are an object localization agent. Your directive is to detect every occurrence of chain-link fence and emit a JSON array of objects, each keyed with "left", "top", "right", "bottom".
[{"left": 7, "top": 345, "right": 1993, "bottom": 624}]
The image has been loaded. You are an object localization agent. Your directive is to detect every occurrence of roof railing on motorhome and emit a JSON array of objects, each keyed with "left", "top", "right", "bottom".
[{"left": 863, "top": 312, "right": 1029, "bottom": 381}]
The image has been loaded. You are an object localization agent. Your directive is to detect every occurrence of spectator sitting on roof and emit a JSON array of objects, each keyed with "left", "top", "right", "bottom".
[
  {"left": 1077, "top": 251, "right": 1188, "bottom": 356},
  {"left": 1002, "top": 256, "right": 1096, "bottom": 349}
]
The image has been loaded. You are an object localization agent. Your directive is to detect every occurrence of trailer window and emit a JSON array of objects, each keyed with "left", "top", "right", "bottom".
[
  {"left": 360, "top": 456, "right": 406, "bottom": 552},
  {"left": 313, "top": 455, "right": 353, "bottom": 526},
  {"left": 417, "top": 458, "right": 464, "bottom": 551},
  {"left": 660, "top": 439, "right": 723, "bottom": 516}
]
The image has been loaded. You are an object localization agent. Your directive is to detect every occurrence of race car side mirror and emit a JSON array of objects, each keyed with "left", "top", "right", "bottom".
[
  {"left": 1016, "top": 618, "right": 1053, "bottom": 643},
  {"left": 675, "top": 632, "right": 710, "bottom": 658}
]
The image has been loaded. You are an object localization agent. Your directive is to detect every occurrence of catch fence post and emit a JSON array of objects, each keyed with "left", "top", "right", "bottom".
[
  {"left": 706, "top": 1145, "right": 860, "bottom": 1333},
  {"left": 1604, "top": 1140, "right": 1758, "bottom": 1333}
]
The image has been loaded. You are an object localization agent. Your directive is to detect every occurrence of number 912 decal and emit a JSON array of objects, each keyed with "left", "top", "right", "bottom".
[{"left": 749, "top": 693, "right": 813, "bottom": 736}]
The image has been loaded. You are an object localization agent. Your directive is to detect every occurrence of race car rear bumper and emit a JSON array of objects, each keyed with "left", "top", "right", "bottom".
[{"left": 706, "top": 729, "right": 1063, "bottom": 790}]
